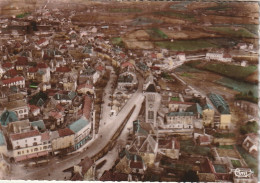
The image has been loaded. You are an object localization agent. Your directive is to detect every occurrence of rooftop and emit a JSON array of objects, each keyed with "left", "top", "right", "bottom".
[
  {"left": 10, "top": 130, "right": 40, "bottom": 141},
  {"left": 68, "top": 117, "right": 90, "bottom": 133}
]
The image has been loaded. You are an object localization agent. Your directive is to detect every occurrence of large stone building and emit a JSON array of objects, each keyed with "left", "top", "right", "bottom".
[{"left": 143, "top": 74, "right": 161, "bottom": 127}]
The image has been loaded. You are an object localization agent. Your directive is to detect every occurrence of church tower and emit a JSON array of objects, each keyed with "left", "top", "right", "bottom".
[{"left": 144, "top": 74, "right": 161, "bottom": 127}]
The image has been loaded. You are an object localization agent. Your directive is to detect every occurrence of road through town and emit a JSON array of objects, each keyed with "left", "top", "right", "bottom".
[{"left": 12, "top": 72, "right": 144, "bottom": 180}]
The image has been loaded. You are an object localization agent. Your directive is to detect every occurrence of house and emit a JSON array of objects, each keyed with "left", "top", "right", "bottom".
[
  {"left": 49, "top": 111, "right": 64, "bottom": 128},
  {"left": 83, "top": 95, "right": 93, "bottom": 120},
  {"left": 176, "top": 52, "right": 186, "bottom": 61},
  {"left": 51, "top": 128, "right": 75, "bottom": 153},
  {"left": 0, "top": 66, "right": 5, "bottom": 78},
  {"left": 158, "top": 137, "right": 180, "bottom": 160},
  {"left": 10, "top": 130, "right": 51, "bottom": 162},
  {"left": 27, "top": 67, "right": 38, "bottom": 80},
  {"left": 116, "top": 149, "right": 146, "bottom": 177},
  {"left": 202, "top": 103, "right": 215, "bottom": 127},
  {"left": 161, "top": 112, "right": 194, "bottom": 136},
  {"left": 53, "top": 91, "right": 77, "bottom": 104},
  {"left": 117, "top": 71, "right": 138, "bottom": 91},
  {"left": 30, "top": 120, "right": 46, "bottom": 132},
  {"left": 29, "top": 105, "right": 40, "bottom": 116},
  {"left": 196, "top": 135, "right": 211, "bottom": 146},
  {"left": 208, "top": 93, "right": 231, "bottom": 129},
  {"left": 242, "top": 133, "right": 258, "bottom": 157},
  {"left": 100, "top": 170, "right": 130, "bottom": 181},
  {"left": 68, "top": 117, "right": 91, "bottom": 150},
  {"left": 4, "top": 99, "right": 29, "bottom": 120},
  {"left": 37, "top": 38, "right": 49, "bottom": 47},
  {"left": 71, "top": 156, "right": 95, "bottom": 181},
  {"left": 1, "top": 76, "right": 25, "bottom": 88},
  {"left": 168, "top": 101, "right": 195, "bottom": 112},
  {"left": 77, "top": 83, "right": 94, "bottom": 95},
  {"left": 237, "top": 43, "right": 247, "bottom": 50},
  {"left": 2, "top": 62, "right": 14, "bottom": 71},
  {"left": 15, "top": 57, "right": 28, "bottom": 71}
]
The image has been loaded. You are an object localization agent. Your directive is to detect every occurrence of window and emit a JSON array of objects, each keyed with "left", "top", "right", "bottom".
[
  {"left": 34, "top": 148, "right": 38, "bottom": 152},
  {"left": 25, "top": 140, "right": 27, "bottom": 143},
  {"left": 148, "top": 111, "right": 154, "bottom": 120},
  {"left": 43, "top": 146, "right": 47, "bottom": 149},
  {"left": 16, "top": 142, "right": 19, "bottom": 144},
  {"left": 43, "top": 142, "right": 47, "bottom": 145},
  {"left": 33, "top": 142, "right": 37, "bottom": 146},
  {"left": 27, "top": 150, "right": 29, "bottom": 153},
  {"left": 17, "top": 151, "right": 21, "bottom": 155},
  {"left": 48, "top": 145, "right": 51, "bottom": 148},
  {"left": 22, "top": 151, "right": 24, "bottom": 154},
  {"left": 34, "top": 138, "right": 36, "bottom": 141}
]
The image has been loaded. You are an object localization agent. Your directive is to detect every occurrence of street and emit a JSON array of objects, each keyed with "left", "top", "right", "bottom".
[{"left": 11, "top": 71, "right": 144, "bottom": 180}]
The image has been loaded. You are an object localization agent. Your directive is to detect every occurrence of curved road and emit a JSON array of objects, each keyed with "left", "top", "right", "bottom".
[{"left": 12, "top": 72, "right": 144, "bottom": 180}]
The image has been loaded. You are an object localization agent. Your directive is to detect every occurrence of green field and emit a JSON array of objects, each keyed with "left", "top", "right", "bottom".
[
  {"left": 111, "top": 37, "right": 124, "bottom": 47},
  {"left": 181, "top": 72, "right": 193, "bottom": 78},
  {"left": 202, "top": 63, "right": 257, "bottom": 81},
  {"left": 155, "top": 40, "right": 217, "bottom": 51},
  {"left": 16, "top": 12, "right": 31, "bottom": 18},
  {"left": 208, "top": 27, "right": 256, "bottom": 38},
  {"left": 109, "top": 8, "right": 142, "bottom": 13},
  {"left": 236, "top": 145, "right": 258, "bottom": 175},
  {"left": 240, "top": 121, "right": 258, "bottom": 135},
  {"left": 219, "top": 145, "right": 234, "bottom": 149},
  {"left": 146, "top": 28, "right": 168, "bottom": 40},
  {"left": 231, "top": 159, "right": 242, "bottom": 168},
  {"left": 180, "top": 140, "right": 211, "bottom": 156},
  {"left": 213, "top": 133, "right": 235, "bottom": 138},
  {"left": 171, "top": 97, "right": 180, "bottom": 101},
  {"left": 153, "top": 11, "right": 196, "bottom": 22}
]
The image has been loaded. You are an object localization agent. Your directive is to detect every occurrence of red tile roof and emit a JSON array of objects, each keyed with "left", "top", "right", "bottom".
[
  {"left": 37, "top": 63, "right": 48, "bottom": 69},
  {"left": 130, "top": 161, "right": 143, "bottom": 169},
  {"left": 56, "top": 66, "right": 71, "bottom": 73},
  {"left": 1, "top": 76, "right": 24, "bottom": 85},
  {"left": 198, "top": 135, "right": 210, "bottom": 143},
  {"left": 28, "top": 67, "right": 38, "bottom": 73},
  {"left": 100, "top": 170, "right": 128, "bottom": 181},
  {"left": 41, "top": 132, "right": 50, "bottom": 141},
  {"left": 96, "top": 65, "right": 105, "bottom": 72},
  {"left": 58, "top": 128, "right": 74, "bottom": 137},
  {"left": 77, "top": 83, "right": 93, "bottom": 90},
  {"left": 10, "top": 130, "right": 40, "bottom": 141},
  {"left": 49, "top": 111, "right": 63, "bottom": 119},
  {"left": 83, "top": 96, "right": 92, "bottom": 120},
  {"left": 29, "top": 104, "right": 40, "bottom": 112},
  {"left": 8, "top": 69, "right": 18, "bottom": 77},
  {"left": 17, "top": 56, "right": 28, "bottom": 63},
  {"left": 121, "top": 62, "right": 133, "bottom": 68},
  {"left": 2, "top": 62, "right": 13, "bottom": 68},
  {"left": 37, "top": 38, "right": 47, "bottom": 45}
]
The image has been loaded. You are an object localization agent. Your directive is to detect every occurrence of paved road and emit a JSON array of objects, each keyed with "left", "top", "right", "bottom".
[{"left": 12, "top": 72, "right": 144, "bottom": 180}]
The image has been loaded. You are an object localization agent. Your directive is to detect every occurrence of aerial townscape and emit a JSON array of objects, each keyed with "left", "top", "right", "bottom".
[{"left": 0, "top": 0, "right": 258, "bottom": 182}]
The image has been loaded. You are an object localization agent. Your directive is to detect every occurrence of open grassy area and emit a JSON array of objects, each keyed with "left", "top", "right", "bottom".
[
  {"left": 213, "top": 133, "right": 235, "bottom": 138},
  {"left": 240, "top": 121, "right": 258, "bottom": 135},
  {"left": 155, "top": 40, "right": 217, "bottom": 51},
  {"left": 109, "top": 8, "right": 142, "bottom": 13},
  {"left": 202, "top": 63, "right": 257, "bottom": 81},
  {"left": 111, "top": 37, "right": 124, "bottom": 47},
  {"left": 208, "top": 27, "right": 256, "bottom": 38},
  {"left": 181, "top": 72, "right": 193, "bottom": 78},
  {"left": 219, "top": 145, "right": 234, "bottom": 149},
  {"left": 146, "top": 28, "right": 168, "bottom": 40},
  {"left": 236, "top": 145, "right": 258, "bottom": 175},
  {"left": 171, "top": 97, "right": 180, "bottom": 101},
  {"left": 153, "top": 11, "right": 196, "bottom": 22},
  {"left": 180, "top": 140, "right": 211, "bottom": 156},
  {"left": 16, "top": 12, "right": 31, "bottom": 18},
  {"left": 231, "top": 159, "right": 242, "bottom": 168}
]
